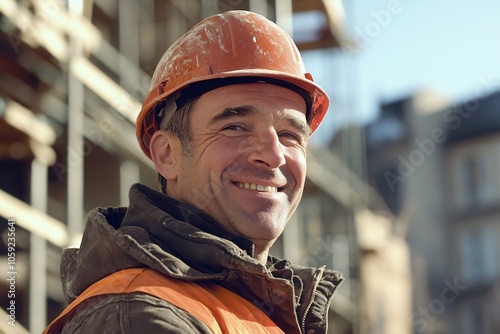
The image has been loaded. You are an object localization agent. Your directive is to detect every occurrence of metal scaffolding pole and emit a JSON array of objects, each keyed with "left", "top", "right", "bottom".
[
  {"left": 67, "top": 0, "right": 85, "bottom": 246},
  {"left": 29, "top": 159, "right": 48, "bottom": 333},
  {"left": 119, "top": 0, "right": 141, "bottom": 204},
  {"left": 120, "top": 161, "right": 140, "bottom": 206},
  {"left": 119, "top": 0, "right": 140, "bottom": 92},
  {"left": 249, "top": 0, "right": 268, "bottom": 17},
  {"left": 275, "top": 0, "right": 293, "bottom": 35}
]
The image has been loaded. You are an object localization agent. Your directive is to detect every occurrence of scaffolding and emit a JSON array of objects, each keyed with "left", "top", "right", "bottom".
[{"left": 0, "top": 1, "right": 410, "bottom": 333}]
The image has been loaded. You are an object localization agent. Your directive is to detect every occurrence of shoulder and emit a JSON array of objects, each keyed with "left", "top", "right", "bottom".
[{"left": 61, "top": 292, "right": 213, "bottom": 334}]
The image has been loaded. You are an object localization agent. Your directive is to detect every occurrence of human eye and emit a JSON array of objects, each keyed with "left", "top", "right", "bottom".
[
  {"left": 278, "top": 130, "right": 305, "bottom": 146},
  {"left": 221, "top": 124, "right": 245, "bottom": 131}
]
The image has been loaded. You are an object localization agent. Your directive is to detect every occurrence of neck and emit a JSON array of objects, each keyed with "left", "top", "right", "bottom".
[
  {"left": 252, "top": 240, "right": 274, "bottom": 265},
  {"left": 253, "top": 252, "right": 268, "bottom": 266}
]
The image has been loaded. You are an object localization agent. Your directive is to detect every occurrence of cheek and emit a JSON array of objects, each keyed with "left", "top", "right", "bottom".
[
  {"left": 196, "top": 143, "right": 238, "bottom": 177},
  {"left": 288, "top": 150, "right": 307, "bottom": 183}
]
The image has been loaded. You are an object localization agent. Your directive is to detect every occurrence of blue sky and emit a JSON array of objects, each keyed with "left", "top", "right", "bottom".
[{"left": 303, "top": 0, "right": 500, "bottom": 145}]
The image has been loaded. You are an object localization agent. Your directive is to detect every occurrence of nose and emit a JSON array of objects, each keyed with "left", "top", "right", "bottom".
[{"left": 246, "top": 128, "right": 286, "bottom": 169}]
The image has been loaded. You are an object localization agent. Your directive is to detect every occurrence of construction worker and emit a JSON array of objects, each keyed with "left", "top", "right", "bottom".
[{"left": 44, "top": 10, "right": 343, "bottom": 334}]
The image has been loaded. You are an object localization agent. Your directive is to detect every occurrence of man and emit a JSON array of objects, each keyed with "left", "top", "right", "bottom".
[{"left": 44, "top": 10, "right": 343, "bottom": 334}]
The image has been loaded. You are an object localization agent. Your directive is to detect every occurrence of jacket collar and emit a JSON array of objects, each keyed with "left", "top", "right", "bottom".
[{"left": 122, "top": 183, "right": 256, "bottom": 257}]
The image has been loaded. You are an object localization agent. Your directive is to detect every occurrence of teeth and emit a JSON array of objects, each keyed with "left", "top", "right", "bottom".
[{"left": 236, "top": 183, "right": 278, "bottom": 192}]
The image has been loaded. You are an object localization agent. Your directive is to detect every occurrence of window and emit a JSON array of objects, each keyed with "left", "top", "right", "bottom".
[
  {"left": 461, "top": 225, "right": 499, "bottom": 285},
  {"left": 462, "top": 306, "right": 483, "bottom": 334},
  {"left": 457, "top": 153, "right": 493, "bottom": 209},
  {"left": 461, "top": 298, "right": 500, "bottom": 334}
]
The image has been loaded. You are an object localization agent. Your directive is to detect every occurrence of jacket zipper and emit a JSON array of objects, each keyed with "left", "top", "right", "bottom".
[{"left": 300, "top": 266, "right": 325, "bottom": 334}]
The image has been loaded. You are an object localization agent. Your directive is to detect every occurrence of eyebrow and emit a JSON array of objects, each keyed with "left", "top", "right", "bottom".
[
  {"left": 210, "top": 105, "right": 311, "bottom": 138},
  {"left": 210, "top": 106, "right": 257, "bottom": 124}
]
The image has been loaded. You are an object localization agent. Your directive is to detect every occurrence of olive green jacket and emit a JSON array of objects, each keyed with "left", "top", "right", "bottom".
[{"left": 55, "top": 184, "right": 343, "bottom": 333}]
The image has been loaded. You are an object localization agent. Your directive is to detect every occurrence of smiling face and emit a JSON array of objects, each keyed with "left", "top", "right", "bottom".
[{"left": 151, "top": 83, "right": 310, "bottom": 259}]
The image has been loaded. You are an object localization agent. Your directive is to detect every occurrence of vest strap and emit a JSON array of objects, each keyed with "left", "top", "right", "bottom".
[{"left": 43, "top": 268, "right": 284, "bottom": 334}]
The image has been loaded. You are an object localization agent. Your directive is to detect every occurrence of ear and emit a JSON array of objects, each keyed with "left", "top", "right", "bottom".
[{"left": 149, "top": 130, "right": 181, "bottom": 181}]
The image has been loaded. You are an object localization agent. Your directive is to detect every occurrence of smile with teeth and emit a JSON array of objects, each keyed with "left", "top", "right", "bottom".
[{"left": 235, "top": 182, "right": 278, "bottom": 193}]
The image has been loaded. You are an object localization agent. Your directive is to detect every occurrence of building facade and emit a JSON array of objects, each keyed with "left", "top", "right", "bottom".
[{"left": 365, "top": 90, "right": 500, "bottom": 333}]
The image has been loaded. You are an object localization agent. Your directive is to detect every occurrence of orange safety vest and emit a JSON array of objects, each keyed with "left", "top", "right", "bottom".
[{"left": 43, "top": 268, "right": 285, "bottom": 334}]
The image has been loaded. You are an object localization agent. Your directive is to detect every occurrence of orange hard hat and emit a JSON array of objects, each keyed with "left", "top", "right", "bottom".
[{"left": 136, "top": 10, "right": 330, "bottom": 159}]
